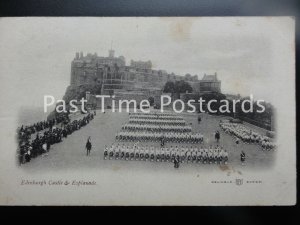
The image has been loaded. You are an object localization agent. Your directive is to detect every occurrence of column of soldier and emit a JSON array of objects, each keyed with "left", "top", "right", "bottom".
[
  {"left": 104, "top": 112, "right": 228, "bottom": 165},
  {"left": 17, "top": 112, "right": 95, "bottom": 164},
  {"left": 104, "top": 143, "right": 228, "bottom": 164},
  {"left": 219, "top": 122, "right": 276, "bottom": 150},
  {"left": 117, "top": 114, "right": 202, "bottom": 143}
]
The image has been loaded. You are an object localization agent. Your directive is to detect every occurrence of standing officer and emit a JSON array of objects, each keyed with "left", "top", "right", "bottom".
[{"left": 86, "top": 136, "right": 92, "bottom": 156}]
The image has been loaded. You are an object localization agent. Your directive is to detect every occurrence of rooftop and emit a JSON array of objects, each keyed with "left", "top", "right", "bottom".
[{"left": 201, "top": 73, "right": 219, "bottom": 81}]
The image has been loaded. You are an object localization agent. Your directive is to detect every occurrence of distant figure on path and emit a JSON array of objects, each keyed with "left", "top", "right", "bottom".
[
  {"left": 215, "top": 131, "right": 220, "bottom": 142},
  {"left": 86, "top": 136, "right": 92, "bottom": 156},
  {"left": 241, "top": 151, "right": 246, "bottom": 165},
  {"left": 174, "top": 155, "right": 180, "bottom": 169},
  {"left": 235, "top": 137, "right": 240, "bottom": 146},
  {"left": 198, "top": 115, "right": 201, "bottom": 124}
]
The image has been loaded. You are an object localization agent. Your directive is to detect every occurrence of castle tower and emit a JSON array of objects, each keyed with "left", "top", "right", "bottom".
[
  {"left": 109, "top": 40, "right": 115, "bottom": 58},
  {"left": 109, "top": 49, "right": 115, "bottom": 58}
]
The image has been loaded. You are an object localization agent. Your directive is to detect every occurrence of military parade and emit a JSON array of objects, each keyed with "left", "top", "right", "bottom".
[
  {"left": 17, "top": 110, "right": 277, "bottom": 168},
  {"left": 108, "top": 111, "right": 224, "bottom": 168},
  {"left": 17, "top": 109, "right": 276, "bottom": 169},
  {"left": 219, "top": 121, "right": 276, "bottom": 150},
  {"left": 98, "top": 109, "right": 277, "bottom": 168}
]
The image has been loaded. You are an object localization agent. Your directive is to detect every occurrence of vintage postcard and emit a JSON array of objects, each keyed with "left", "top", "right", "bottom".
[{"left": 0, "top": 17, "right": 296, "bottom": 205}]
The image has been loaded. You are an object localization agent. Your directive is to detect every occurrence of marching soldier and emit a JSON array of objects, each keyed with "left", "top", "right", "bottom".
[
  {"left": 165, "top": 147, "right": 170, "bottom": 162},
  {"left": 130, "top": 147, "right": 135, "bottom": 160},
  {"left": 241, "top": 151, "right": 246, "bottom": 165},
  {"left": 135, "top": 147, "right": 140, "bottom": 161},
  {"left": 145, "top": 149, "right": 150, "bottom": 161},
  {"left": 150, "top": 149, "right": 155, "bottom": 161},
  {"left": 160, "top": 147, "right": 165, "bottom": 162},
  {"left": 108, "top": 145, "right": 114, "bottom": 160},
  {"left": 125, "top": 146, "right": 130, "bottom": 160},
  {"left": 224, "top": 150, "right": 228, "bottom": 164},
  {"left": 140, "top": 146, "right": 145, "bottom": 160},
  {"left": 120, "top": 145, "right": 125, "bottom": 159},
  {"left": 174, "top": 155, "right": 180, "bottom": 168},
  {"left": 115, "top": 145, "right": 120, "bottom": 160},
  {"left": 156, "top": 148, "right": 161, "bottom": 162},
  {"left": 104, "top": 145, "right": 108, "bottom": 160},
  {"left": 215, "top": 131, "right": 220, "bottom": 143}
]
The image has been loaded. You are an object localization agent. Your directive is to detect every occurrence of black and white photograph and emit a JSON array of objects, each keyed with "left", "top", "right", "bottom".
[{"left": 0, "top": 17, "right": 296, "bottom": 205}]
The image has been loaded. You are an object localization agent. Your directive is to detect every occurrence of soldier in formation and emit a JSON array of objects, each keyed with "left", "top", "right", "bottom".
[
  {"left": 103, "top": 144, "right": 229, "bottom": 165},
  {"left": 220, "top": 122, "right": 276, "bottom": 150},
  {"left": 128, "top": 118, "right": 186, "bottom": 126},
  {"left": 116, "top": 131, "right": 203, "bottom": 144},
  {"left": 122, "top": 123, "right": 192, "bottom": 133}
]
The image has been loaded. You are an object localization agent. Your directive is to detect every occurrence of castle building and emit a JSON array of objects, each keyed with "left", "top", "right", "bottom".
[
  {"left": 70, "top": 50, "right": 201, "bottom": 95},
  {"left": 67, "top": 50, "right": 223, "bottom": 109},
  {"left": 130, "top": 60, "right": 152, "bottom": 70},
  {"left": 199, "top": 73, "right": 221, "bottom": 93}
]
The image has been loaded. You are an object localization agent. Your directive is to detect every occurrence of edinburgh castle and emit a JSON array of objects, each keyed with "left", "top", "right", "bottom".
[{"left": 63, "top": 49, "right": 221, "bottom": 107}]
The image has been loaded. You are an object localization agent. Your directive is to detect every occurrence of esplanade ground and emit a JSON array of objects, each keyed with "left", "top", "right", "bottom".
[{"left": 21, "top": 108, "right": 275, "bottom": 173}]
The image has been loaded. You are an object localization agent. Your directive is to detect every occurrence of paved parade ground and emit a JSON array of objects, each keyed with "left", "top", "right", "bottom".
[{"left": 22, "top": 109, "right": 276, "bottom": 173}]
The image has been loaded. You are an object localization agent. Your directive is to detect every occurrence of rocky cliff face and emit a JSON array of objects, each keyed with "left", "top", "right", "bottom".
[
  {"left": 47, "top": 84, "right": 101, "bottom": 121},
  {"left": 63, "top": 84, "right": 102, "bottom": 104}
]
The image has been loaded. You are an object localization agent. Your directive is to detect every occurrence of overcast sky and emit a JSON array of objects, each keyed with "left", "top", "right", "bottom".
[{"left": 0, "top": 17, "right": 294, "bottom": 113}]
